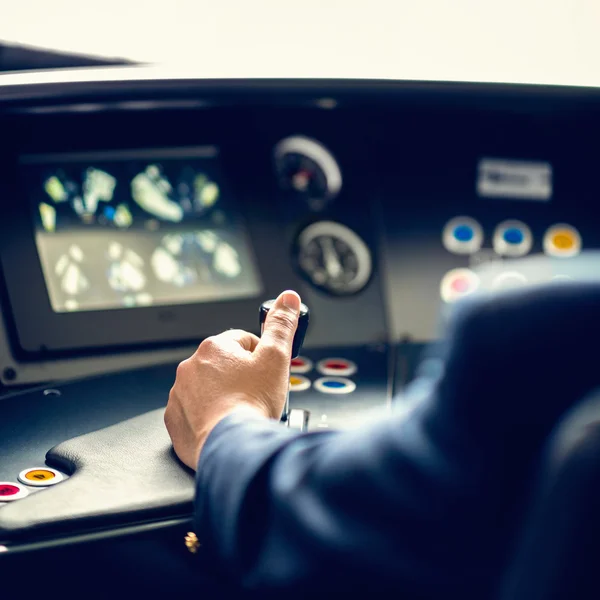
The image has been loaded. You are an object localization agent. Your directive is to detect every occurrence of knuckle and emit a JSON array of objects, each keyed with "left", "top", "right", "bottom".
[
  {"left": 175, "top": 359, "right": 190, "bottom": 379},
  {"left": 198, "top": 336, "right": 219, "bottom": 355},
  {"left": 164, "top": 406, "right": 172, "bottom": 430},
  {"left": 261, "top": 341, "right": 289, "bottom": 360}
]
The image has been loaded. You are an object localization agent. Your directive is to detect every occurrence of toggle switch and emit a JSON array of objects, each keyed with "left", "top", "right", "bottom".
[{"left": 288, "top": 409, "right": 311, "bottom": 432}]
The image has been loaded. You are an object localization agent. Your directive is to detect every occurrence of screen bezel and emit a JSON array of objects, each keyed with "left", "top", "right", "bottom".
[{"left": 0, "top": 146, "right": 293, "bottom": 356}]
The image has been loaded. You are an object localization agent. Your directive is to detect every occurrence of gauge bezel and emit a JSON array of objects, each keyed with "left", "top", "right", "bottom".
[
  {"left": 296, "top": 220, "right": 372, "bottom": 295},
  {"left": 274, "top": 136, "right": 342, "bottom": 200}
]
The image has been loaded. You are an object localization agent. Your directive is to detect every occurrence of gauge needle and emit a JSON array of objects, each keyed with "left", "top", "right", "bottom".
[{"left": 320, "top": 237, "right": 342, "bottom": 278}]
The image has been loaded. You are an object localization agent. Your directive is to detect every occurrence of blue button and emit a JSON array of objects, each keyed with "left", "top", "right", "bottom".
[
  {"left": 503, "top": 227, "right": 524, "bottom": 245},
  {"left": 453, "top": 225, "right": 474, "bottom": 242},
  {"left": 321, "top": 380, "right": 347, "bottom": 389}
]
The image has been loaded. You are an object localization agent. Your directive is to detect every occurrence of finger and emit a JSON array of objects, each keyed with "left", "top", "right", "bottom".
[
  {"left": 258, "top": 290, "right": 301, "bottom": 359},
  {"left": 216, "top": 329, "right": 260, "bottom": 352}
]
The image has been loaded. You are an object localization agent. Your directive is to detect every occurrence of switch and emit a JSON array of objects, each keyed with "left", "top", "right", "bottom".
[{"left": 288, "top": 409, "right": 311, "bottom": 432}]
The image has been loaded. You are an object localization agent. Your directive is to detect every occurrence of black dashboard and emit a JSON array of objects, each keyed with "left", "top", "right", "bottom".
[
  {"left": 1, "top": 75, "right": 598, "bottom": 373},
  {"left": 1, "top": 68, "right": 600, "bottom": 591}
]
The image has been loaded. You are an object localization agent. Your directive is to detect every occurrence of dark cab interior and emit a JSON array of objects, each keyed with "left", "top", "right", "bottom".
[{"left": 1, "top": 56, "right": 600, "bottom": 598}]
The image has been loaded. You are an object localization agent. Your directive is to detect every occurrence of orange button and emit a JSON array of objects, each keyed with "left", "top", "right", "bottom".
[
  {"left": 18, "top": 467, "right": 63, "bottom": 487},
  {"left": 289, "top": 375, "right": 311, "bottom": 392},
  {"left": 552, "top": 232, "right": 575, "bottom": 250}
]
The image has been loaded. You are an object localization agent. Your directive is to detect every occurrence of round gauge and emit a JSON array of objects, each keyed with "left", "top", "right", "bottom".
[
  {"left": 296, "top": 221, "right": 372, "bottom": 295},
  {"left": 274, "top": 136, "right": 342, "bottom": 207}
]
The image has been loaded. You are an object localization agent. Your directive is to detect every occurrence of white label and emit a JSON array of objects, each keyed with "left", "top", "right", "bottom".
[{"left": 476, "top": 158, "right": 552, "bottom": 200}]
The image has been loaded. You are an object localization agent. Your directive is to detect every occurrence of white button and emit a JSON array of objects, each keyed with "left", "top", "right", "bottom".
[{"left": 492, "top": 271, "right": 528, "bottom": 290}]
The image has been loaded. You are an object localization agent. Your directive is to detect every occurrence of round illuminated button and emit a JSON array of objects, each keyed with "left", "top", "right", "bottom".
[
  {"left": 18, "top": 467, "right": 63, "bottom": 488},
  {"left": 551, "top": 274, "right": 574, "bottom": 283},
  {"left": 544, "top": 224, "right": 581, "bottom": 258},
  {"left": 442, "top": 217, "right": 483, "bottom": 255},
  {"left": 316, "top": 358, "right": 357, "bottom": 377},
  {"left": 314, "top": 377, "right": 356, "bottom": 395},
  {"left": 493, "top": 220, "right": 533, "bottom": 257},
  {"left": 289, "top": 375, "right": 311, "bottom": 392},
  {"left": 0, "top": 482, "right": 28, "bottom": 501},
  {"left": 290, "top": 356, "right": 313, "bottom": 374},
  {"left": 492, "top": 271, "right": 528, "bottom": 291},
  {"left": 440, "top": 268, "right": 480, "bottom": 303}
]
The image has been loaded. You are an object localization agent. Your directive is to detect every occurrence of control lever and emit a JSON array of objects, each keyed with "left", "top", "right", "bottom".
[{"left": 259, "top": 298, "right": 310, "bottom": 428}]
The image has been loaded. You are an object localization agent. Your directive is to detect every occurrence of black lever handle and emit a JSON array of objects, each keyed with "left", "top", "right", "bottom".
[{"left": 259, "top": 298, "right": 310, "bottom": 358}]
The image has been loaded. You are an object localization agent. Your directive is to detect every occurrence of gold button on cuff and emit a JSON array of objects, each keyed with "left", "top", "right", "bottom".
[{"left": 184, "top": 531, "right": 200, "bottom": 554}]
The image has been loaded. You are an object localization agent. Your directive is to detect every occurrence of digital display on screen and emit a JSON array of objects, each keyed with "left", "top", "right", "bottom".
[{"left": 21, "top": 147, "right": 263, "bottom": 313}]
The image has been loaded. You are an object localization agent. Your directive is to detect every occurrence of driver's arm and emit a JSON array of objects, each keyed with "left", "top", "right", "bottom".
[{"left": 165, "top": 286, "right": 600, "bottom": 597}]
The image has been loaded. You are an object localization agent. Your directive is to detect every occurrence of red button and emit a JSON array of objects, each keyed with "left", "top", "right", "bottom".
[
  {"left": 323, "top": 361, "right": 348, "bottom": 370},
  {"left": 291, "top": 358, "right": 305, "bottom": 367},
  {"left": 317, "top": 358, "right": 357, "bottom": 377},
  {"left": 451, "top": 277, "right": 470, "bottom": 293},
  {"left": 0, "top": 484, "right": 20, "bottom": 497}
]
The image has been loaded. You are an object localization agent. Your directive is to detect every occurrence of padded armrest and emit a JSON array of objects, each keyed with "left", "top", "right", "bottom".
[{"left": 0, "top": 409, "right": 195, "bottom": 541}]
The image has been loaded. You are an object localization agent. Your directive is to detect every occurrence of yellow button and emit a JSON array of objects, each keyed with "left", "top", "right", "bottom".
[
  {"left": 544, "top": 224, "right": 581, "bottom": 258},
  {"left": 289, "top": 375, "right": 311, "bottom": 391},
  {"left": 25, "top": 469, "right": 55, "bottom": 482}
]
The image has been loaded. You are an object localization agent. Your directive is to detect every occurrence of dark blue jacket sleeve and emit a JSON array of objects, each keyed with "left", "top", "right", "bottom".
[{"left": 194, "top": 283, "right": 600, "bottom": 598}]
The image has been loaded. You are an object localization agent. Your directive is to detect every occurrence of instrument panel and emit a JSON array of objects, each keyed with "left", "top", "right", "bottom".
[{"left": 0, "top": 73, "right": 598, "bottom": 386}]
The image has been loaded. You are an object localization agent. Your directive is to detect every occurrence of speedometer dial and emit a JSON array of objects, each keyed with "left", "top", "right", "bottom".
[
  {"left": 274, "top": 136, "right": 342, "bottom": 209},
  {"left": 296, "top": 221, "right": 372, "bottom": 295}
]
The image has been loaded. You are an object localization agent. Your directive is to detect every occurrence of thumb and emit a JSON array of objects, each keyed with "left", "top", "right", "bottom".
[{"left": 259, "top": 290, "right": 301, "bottom": 359}]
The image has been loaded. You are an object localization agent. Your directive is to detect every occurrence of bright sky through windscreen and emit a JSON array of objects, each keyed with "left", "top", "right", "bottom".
[{"left": 1, "top": 0, "right": 599, "bottom": 86}]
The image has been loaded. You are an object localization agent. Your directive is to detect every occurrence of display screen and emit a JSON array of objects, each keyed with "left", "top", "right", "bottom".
[{"left": 21, "top": 147, "right": 263, "bottom": 312}]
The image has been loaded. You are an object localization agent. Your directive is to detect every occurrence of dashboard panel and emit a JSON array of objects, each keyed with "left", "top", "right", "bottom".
[
  {"left": 0, "top": 70, "right": 597, "bottom": 389},
  {"left": 0, "top": 68, "right": 599, "bottom": 574}
]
